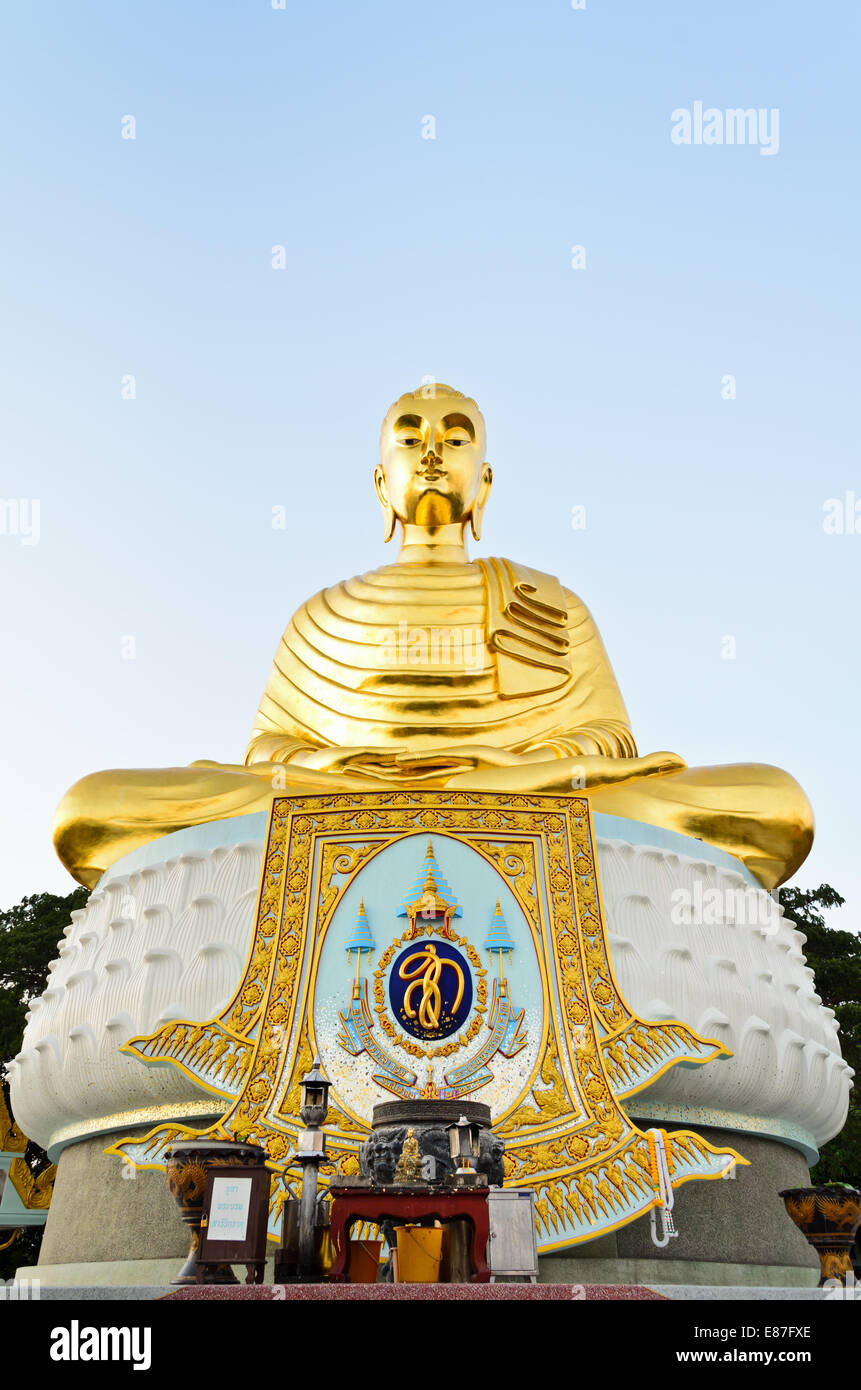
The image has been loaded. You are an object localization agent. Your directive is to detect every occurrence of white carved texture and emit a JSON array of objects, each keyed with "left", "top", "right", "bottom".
[
  {"left": 8, "top": 843, "right": 264, "bottom": 1151},
  {"left": 8, "top": 833, "right": 852, "bottom": 1154},
  {"left": 598, "top": 839, "right": 852, "bottom": 1148}
]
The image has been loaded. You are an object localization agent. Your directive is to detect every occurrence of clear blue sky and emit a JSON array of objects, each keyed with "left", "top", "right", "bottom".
[{"left": 1, "top": 1, "right": 858, "bottom": 927}]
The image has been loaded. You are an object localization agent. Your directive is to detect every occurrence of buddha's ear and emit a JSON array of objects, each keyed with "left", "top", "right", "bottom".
[
  {"left": 469, "top": 463, "right": 493, "bottom": 542},
  {"left": 374, "top": 465, "right": 397, "bottom": 543}
]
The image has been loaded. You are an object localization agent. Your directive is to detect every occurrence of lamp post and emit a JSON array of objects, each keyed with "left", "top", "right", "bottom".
[{"left": 297, "top": 1057, "right": 330, "bottom": 1281}]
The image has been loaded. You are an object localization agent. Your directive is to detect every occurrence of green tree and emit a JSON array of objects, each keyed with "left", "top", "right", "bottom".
[
  {"left": 0, "top": 887, "right": 89, "bottom": 1280},
  {"left": 779, "top": 884, "right": 860, "bottom": 1186}
]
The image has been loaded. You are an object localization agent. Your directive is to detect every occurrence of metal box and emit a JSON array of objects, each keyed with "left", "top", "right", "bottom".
[{"left": 487, "top": 1189, "right": 538, "bottom": 1281}]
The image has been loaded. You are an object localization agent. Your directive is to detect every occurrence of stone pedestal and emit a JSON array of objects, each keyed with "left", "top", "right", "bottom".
[
  {"left": 360, "top": 1101, "right": 503, "bottom": 1187},
  {"left": 538, "top": 1126, "right": 820, "bottom": 1287},
  {"left": 35, "top": 1122, "right": 220, "bottom": 1283}
]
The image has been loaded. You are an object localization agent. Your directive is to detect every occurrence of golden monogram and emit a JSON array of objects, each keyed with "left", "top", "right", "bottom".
[{"left": 398, "top": 943, "right": 465, "bottom": 1032}]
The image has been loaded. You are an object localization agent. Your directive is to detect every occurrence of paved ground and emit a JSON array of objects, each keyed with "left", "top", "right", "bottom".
[{"left": 13, "top": 1282, "right": 838, "bottom": 1301}]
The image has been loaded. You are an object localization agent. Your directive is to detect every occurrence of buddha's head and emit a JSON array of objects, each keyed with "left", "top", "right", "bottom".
[{"left": 375, "top": 384, "right": 493, "bottom": 543}]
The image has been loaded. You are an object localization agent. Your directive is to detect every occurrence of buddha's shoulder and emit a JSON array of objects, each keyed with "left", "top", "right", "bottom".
[
  {"left": 281, "top": 561, "right": 487, "bottom": 631},
  {"left": 283, "top": 558, "right": 589, "bottom": 626},
  {"left": 481, "top": 556, "right": 591, "bottom": 618}
]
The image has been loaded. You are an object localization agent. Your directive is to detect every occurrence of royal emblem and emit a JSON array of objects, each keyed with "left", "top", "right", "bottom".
[
  {"left": 336, "top": 840, "right": 527, "bottom": 1101},
  {"left": 393, "top": 942, "right": 469, "bottom": 1037}
]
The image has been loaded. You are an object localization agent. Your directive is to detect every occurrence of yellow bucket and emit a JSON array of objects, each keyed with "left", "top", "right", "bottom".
[
  {"left": 395, "top": 1225, "right": 444, "bottom": 1284},
  {"left": 348, "top": 1239, "right": 382, "bottom": 1284}
]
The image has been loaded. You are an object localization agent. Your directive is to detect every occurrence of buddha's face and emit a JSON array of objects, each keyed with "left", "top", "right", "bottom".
[{"left": 376, "top": 394, "right": 490, "bottom": 530}]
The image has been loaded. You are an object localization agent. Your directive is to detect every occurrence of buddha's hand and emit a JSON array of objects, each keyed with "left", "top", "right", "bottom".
[
  {"left": 394, "top": 746, "right": 523, "bottom": 774},
  {"left": 576, "top": 751, "right": 687, "bottom": 784},
  {"left": 445, "top": 750, "right": 687, "bottom": 793},
  {"left": 290, "top": 746, "right": 408, "bottom": 780}
]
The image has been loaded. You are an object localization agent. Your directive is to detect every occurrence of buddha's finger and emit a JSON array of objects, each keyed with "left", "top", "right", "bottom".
[
  {"left": 395, "top": 753, "right": 478, "bottom": 770},
  {"left": 445, "top": 751, "right": 686, "bottom": 794},
  {"left": 394, "top": 749, "right": 465, "bottom": 764},
  {"left": 573, "top": 752, "right": 686, "bottom": 786},
  {"left": 349, "top": 767, "right": 399, "bottom": 783},
  {"left": 190, "top": 758, "right": 273, "bottom": 777},
  {"left": 342, "top": 751, "right": 404, "bottom": 768}
]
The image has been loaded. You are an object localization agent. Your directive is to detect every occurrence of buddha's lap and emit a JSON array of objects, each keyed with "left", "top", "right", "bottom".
[{"left": 52, "top": 756, "right": 812, "bottom": 892}]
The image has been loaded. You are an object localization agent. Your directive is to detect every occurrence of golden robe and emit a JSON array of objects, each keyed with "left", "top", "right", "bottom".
[
  {"left": 54, "top": 557, "right": 814, "bottom": 891},
  {"left": 246, "top": 559, "right": 638, "bottom": 764}
]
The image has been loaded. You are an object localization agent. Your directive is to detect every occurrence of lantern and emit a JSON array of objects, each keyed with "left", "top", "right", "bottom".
[
  {"left": 299, "top": 1058, "right": 330, "bottom": 1130},
  {"left": 446, "top": 1114, "right": 481, "bottom": 1178}
]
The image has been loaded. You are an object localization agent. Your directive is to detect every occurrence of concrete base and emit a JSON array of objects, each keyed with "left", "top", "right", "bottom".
[
  {"left": 18, "top": 1257, "right": 277, "bottom": 1287},
  {"left": 9, "top": 1283, "right": 838, "bottom": 1301},
  {"left": 651, "top": 1285, "right": 835, "bottom": 1301},
  {"left": 38, "top": 1122, "right": 220, "bottom": 1267},
  {"left": 18, "top": 1259, "right": 184, "bottom": 1287},
  {"left": 8, "top": 1284, "right": 172, "bottom": 1301},
  {"left": 543, "top": 1121, "right": 820, "bottom": 1287},
  {"left": 539, "top": 1258, "right": 816, "bottom": 1288}
]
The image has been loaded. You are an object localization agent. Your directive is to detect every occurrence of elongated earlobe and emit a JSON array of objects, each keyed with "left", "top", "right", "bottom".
[
  {"left": 469, "top": 463, "right": 493, "bottom": 541},
  {"left": 374, "top": 465, "right": 397, "bottom": 542}
]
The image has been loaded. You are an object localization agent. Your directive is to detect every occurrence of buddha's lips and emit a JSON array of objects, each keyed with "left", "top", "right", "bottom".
[{"left": 418, "top": 467, "right": 446, "bottom": 482}]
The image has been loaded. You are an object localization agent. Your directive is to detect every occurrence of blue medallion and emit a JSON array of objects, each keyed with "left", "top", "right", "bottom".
[{"left": 388, "top": 939, "right": 473, "bottom": 1041}]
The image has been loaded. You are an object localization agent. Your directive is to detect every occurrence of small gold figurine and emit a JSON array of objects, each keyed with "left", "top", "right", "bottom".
[{"left": 394, "top": 1128, "right": 424, "bottom": 1184}]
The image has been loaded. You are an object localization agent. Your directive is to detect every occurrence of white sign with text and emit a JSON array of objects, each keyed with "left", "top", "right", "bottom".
[{"left": 207, "top": 1176, "right": 252, "bottom": 1242}]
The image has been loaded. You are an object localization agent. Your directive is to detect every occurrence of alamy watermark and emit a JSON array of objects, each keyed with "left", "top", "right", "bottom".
[
  {"left": 823, "top": 492, "right": 861, "bottom": 535},
  {"left": 670, "top": 883, "right": 780, "bottom": 932},
  {"left": 379, "top": 622, "right": 482, "bottom": 670},
  {"left": 1, "top": 1277, "right": 40, "bottom": 1300},
  {"left": 824, "top": 1273, "right": 861, "bottom": 1300},
  {"left": 671, "top": 102, "right": 779, "bottom": 156},
  {"left": 50, "top": 1321, "right": 151, "bottom": 1370},
  {"left": 0, "top": 498, "right": 40, "bottom": 545}
]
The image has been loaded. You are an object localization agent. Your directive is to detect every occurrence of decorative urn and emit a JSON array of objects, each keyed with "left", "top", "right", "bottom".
[
  {"left": 780, "top": 1185, "right": 861, "bottom": 1286},
  {"left": 165, "top": 1139, "right": 266, "bottom": 1285}
]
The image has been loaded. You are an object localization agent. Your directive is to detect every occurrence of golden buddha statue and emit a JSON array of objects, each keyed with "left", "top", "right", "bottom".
[{"left": 54, "top": 385, "right": 813, "bottom": 892}]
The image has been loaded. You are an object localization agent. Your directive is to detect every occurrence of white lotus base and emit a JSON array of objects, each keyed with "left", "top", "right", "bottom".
[{"left": 9, "top": 811, "right": 852, "bottom": 1162}]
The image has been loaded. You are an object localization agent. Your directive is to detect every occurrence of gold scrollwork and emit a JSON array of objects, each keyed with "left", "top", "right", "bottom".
[
  {"left": 1, "top": 1089, "right": 55, "bottom": 1211},
  {"left": 499, "top": 1042, "right": 569, "bottom": 1133},
  {"left": 8, "top": 1157, "right": 56, "bottom": 1210},
  {"left": 466, "top": 840, "right": 539, "bottom": 926},
  {"left": 318, "top": 842, "right": 381, "bottom": 923},
  {"left": 113, "top": 792, "right": 743, "bottom": 1252}
]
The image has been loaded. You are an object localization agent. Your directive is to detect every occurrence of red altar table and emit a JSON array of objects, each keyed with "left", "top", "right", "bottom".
[{"left": 327, "top": 1184, "right": 491, "bottom": 1283}]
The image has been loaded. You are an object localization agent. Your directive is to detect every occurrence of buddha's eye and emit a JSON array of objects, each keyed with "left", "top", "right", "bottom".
[
  {"left": 398, "top": 436, "right": 421, "bottom": 447},
  {"left": 446, "top": 438, "right": 468, "bottom": 447}
]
